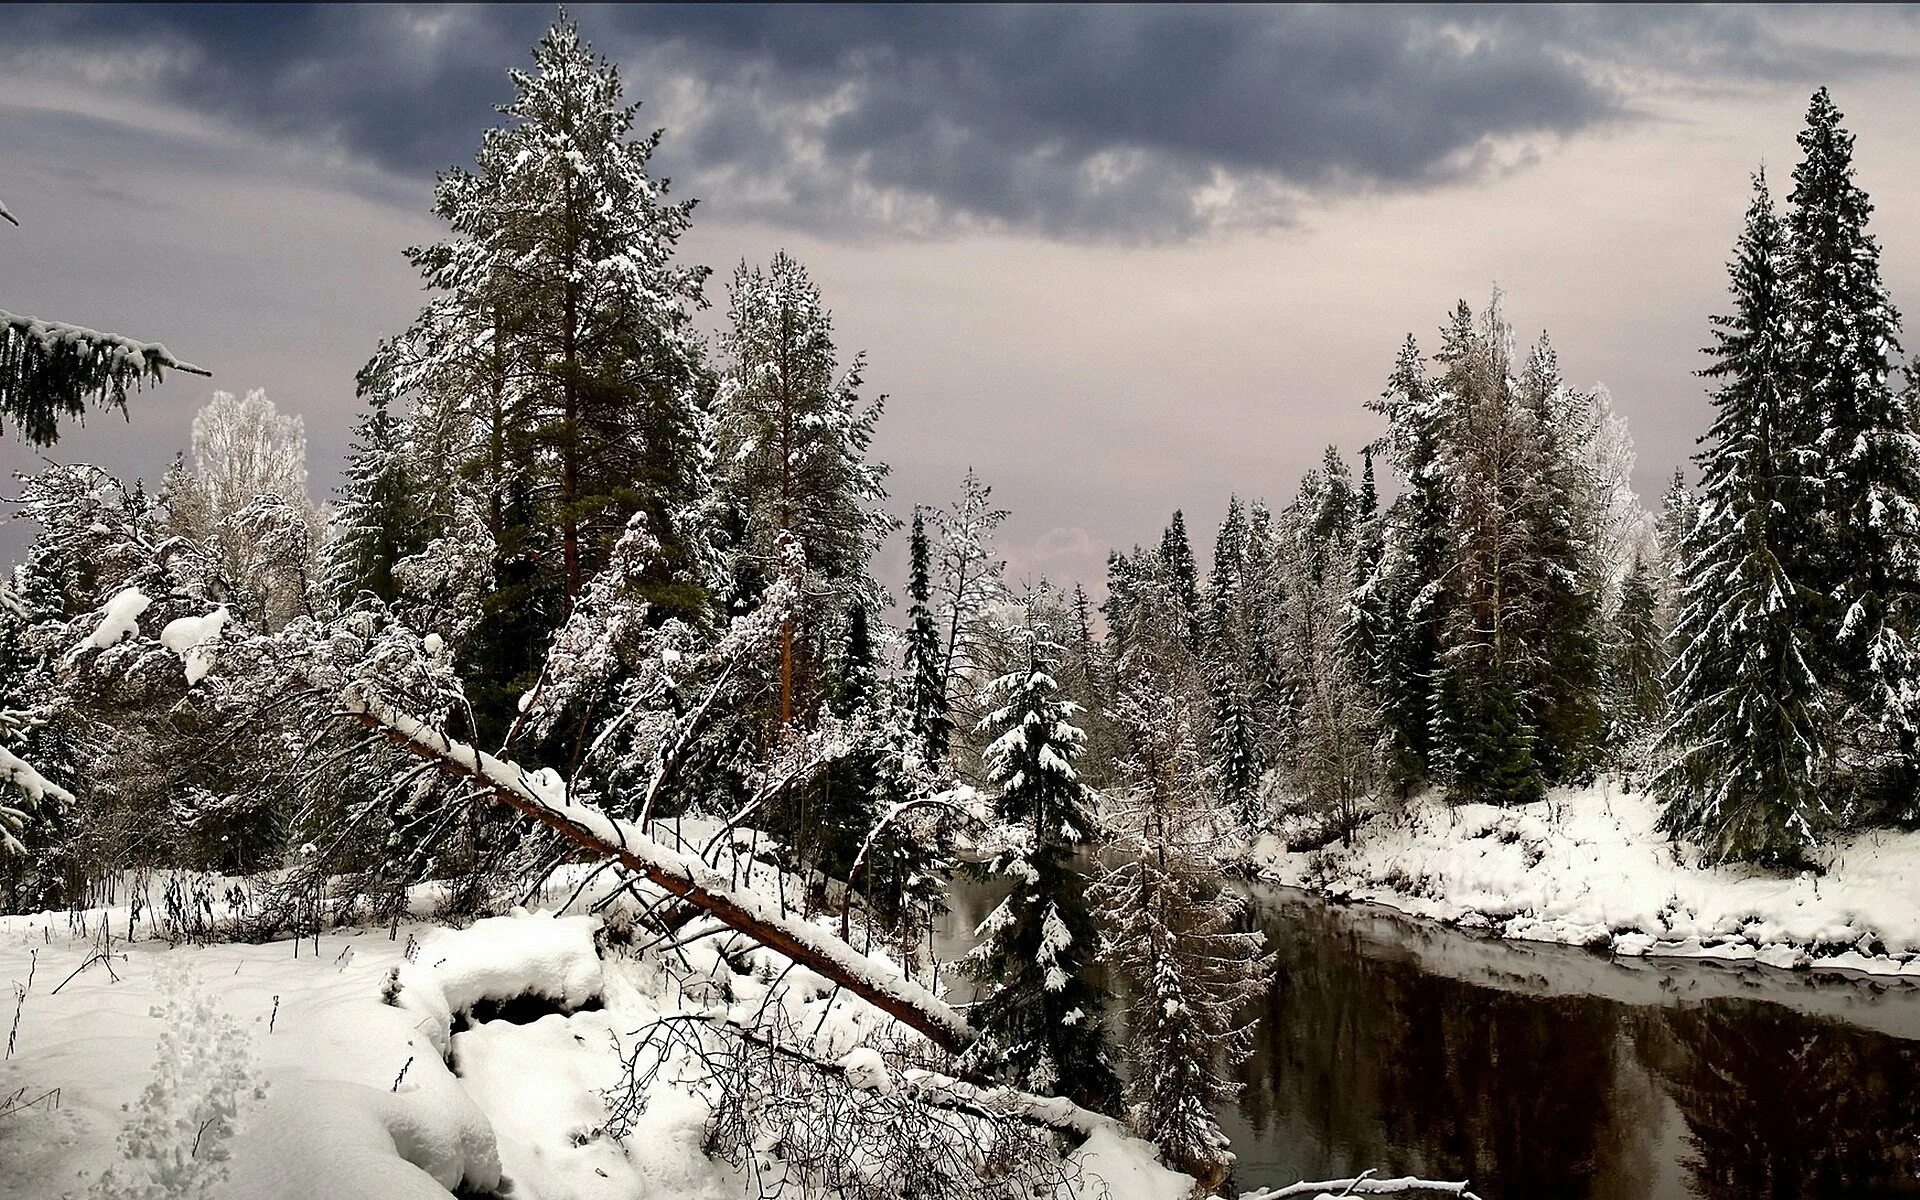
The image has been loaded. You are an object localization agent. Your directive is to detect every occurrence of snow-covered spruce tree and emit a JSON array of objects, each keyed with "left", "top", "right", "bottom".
[
  {"left": 1346, "top": 448, "right": 1387, "bottom": 697},
  {"left": 711, "top": 251, "right": 893, "bottom": 730},
  {"left": 0, "top": 196, "right": 206, "bottom": 448},
  {"left": 1514, "top": 339, "right": 1606, "bottom": 782},
  {"left": 821, "top": 604, "right": 956, "bottom": 962},
  {"left": 1654, "top": 466, "right": 1696, "bottom": 633},
  {"left": 1090, "top": 624, "right": 1272, "bottom": 1185},
  {"left": 327, "top": 390, "right": 423, "bottom": 607},
  {"left": 1658, "top": 173, "right": 1834, "bottom": 864},
  {"left": 1786, "top": 88, "right": 1920, "bottom": 817},
  {"left": 961, "top": 629, "right": 1120, "bottom": 1114},
  {"left": 1159, "top": 510, "right": 1205, "bottom": 654},
  {"left": 1058, "top": 580, "right": 1116, "bottom": 779},
  {"left": 902, "top": 508, "right": 953, "bottom": 765},
  {"left": 1205, "top": 497, "right": 1264, "bottom": 827},
  {"left": 1363, "top": 335, "right": 1451, "bottom": 794},
  {"left": 1608, "top": 554, "right": 1667, "bottom": 754}
]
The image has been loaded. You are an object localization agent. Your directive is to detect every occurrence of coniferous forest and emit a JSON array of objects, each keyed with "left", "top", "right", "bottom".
[{"left": 5, "top": 12, "right": 1920, "bottom": 1200}]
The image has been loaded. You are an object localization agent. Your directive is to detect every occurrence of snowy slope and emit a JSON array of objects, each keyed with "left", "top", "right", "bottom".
[{"left": 1251, "top": 783, "right": 1920, "bottom": 977}]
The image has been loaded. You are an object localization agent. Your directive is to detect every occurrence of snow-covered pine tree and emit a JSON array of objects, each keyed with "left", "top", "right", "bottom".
[
  {"left": 961, "top": 629, "right": 1119, "bottom": 1114},
  {"left": 469, "top": 15, "right": 710, "bottom": 597},
  {"left": 712, "top": 252, "right": 894, "bottom": 730},
  {"left": 1785, "top": 87, "right": 1920, "bottom": 814},
  {"left": 1659, "top": 172, "right": 1833, "bottom": 864},
  {"left": 368, "top": 14, "right": 714, "bottom": 736},
  {"left": 902, "top": 508, "right": 953, "bottom": 765}
]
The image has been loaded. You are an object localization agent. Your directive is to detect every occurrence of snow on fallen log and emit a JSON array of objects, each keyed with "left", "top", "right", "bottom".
[
  {"left": 335, "top": 685, "right": 978, "bottom": 1054},
  {"left": 1244, "top": 1170, "right": 1483, "bottom": 1200}
]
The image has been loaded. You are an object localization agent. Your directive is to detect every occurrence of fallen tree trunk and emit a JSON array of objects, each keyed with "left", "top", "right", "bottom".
[
  {"left": 336, "top": 686, "right": 977, "bottom": 1054},
  {"left": 1244, "top": 1171, "right": 1483, "bottom": 1200}
]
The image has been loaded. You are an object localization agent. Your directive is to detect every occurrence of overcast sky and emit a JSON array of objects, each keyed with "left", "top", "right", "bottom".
[{"left": 6, "top": 4, "right": 1920, "bottom": 591}]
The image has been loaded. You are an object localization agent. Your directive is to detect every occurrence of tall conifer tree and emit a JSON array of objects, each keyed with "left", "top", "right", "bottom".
[
  {"left": 962, "top": 632, "right": 1119, "bottom": 1113},
  {"left": 1660, "top": 173, "right": 1833, "bottom": 863},
  {"left": 1787, "top": 88, "right": 1920, "bottom": 808}
]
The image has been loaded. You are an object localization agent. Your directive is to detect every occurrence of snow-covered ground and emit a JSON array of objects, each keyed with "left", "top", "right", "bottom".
[
  {"left": 1250, "top": 784, "right": 1920, "bottom": 977},
  {"left": 0, "top": 890, "right": 1189, "bottom": 1200}
]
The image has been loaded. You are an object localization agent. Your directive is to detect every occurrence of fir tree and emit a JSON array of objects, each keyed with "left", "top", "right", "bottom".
[
  {"left": 1787, "top": 87, "right": 1920, "bottom": 811},
  {"left": 1347, "top": 447, "right": 1388, "bottom": 701},
  {"left": 962, "top": 632, "right": 1119, "bottom": 1113},
  {"left": 1659, "top": 173, "right": 1833, "bottom": 864},
  {"left": 902, "top": 509, "right": 952, "bottom": 765},
  {"left": 1365, "top": 335, "right": 1450, "bottom": 793},
  {"left": 815, "top": 602, "right": 880, "bottom": 881},
  {"left": 1204, "top": 497, "right": 1262, "bottom": 824},
  {"left": 329, "top": 392, "right": 420, "bottom": 606},
  {"left": 1655, "top": 467, "right": 1696, "bottom": 631},
  {"left": 1609, "top": 554, "right": 1667, "bottom": 747},
  {"left": 1159, "top": 511, "right": 1203, "bottom": 653}
]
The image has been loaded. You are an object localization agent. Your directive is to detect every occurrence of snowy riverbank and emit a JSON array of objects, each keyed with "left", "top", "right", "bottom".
[{"left": 1249, "top": 784, "right": 1920, "bottom": 978}]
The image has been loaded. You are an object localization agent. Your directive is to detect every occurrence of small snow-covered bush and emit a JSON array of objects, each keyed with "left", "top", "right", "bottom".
[{"left": 88, "top": 962, "right": 266, "bottom": 1200}]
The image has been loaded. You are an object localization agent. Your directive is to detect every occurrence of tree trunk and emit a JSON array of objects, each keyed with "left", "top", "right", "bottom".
[{"left": 335, "top": 687, "right": 976, "bottom": 1053}]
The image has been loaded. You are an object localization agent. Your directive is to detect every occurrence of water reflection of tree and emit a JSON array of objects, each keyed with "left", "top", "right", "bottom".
[
  {"left": 1234, "top": 898, "right": 1662, "bottom": 1198},
  {"left": 1635, "top": 1000, "right": 1920, "bottom": 1198}
]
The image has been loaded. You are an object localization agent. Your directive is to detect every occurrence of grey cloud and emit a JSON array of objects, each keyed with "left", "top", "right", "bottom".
[{"left": 6, "top": 4, "right": 1915, "bottom": 239}]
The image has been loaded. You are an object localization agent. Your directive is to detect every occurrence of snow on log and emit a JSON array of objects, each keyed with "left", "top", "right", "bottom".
[
  {"left": 1243, "top": 1172, "right": 1483, "bottom": 1200},
  {"left": 335, "top": 685, "right": 978, "bottom": 1054}
]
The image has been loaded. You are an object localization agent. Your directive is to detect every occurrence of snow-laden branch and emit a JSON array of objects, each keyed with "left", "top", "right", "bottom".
[
  {"left": 333, "top": 684, "right": 978, "bottom": 1053},
  {"left": 1243, "top": 1171, "right": 1483, "bottom": 1200},
  {"left": 1, "top": 310, "right": 209, "bottom": 378},
  {"left": 656, "top": 1011, "right": 1122, "bottom": 1140}
]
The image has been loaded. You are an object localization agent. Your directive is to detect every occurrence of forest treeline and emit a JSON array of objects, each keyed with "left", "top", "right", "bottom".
[{"left": 1, "top": 14, "right": 1916, "bottom": 1181}]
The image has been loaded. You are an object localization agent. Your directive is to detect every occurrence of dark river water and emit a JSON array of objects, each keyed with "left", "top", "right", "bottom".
[{"left": 935, "top": 877, "right": 1920, "bottom": 1200}]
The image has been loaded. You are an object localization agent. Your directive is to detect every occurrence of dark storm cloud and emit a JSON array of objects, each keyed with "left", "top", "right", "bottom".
[{"left": 7, "top": 4, "right": 1914, "bottom": 238}]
